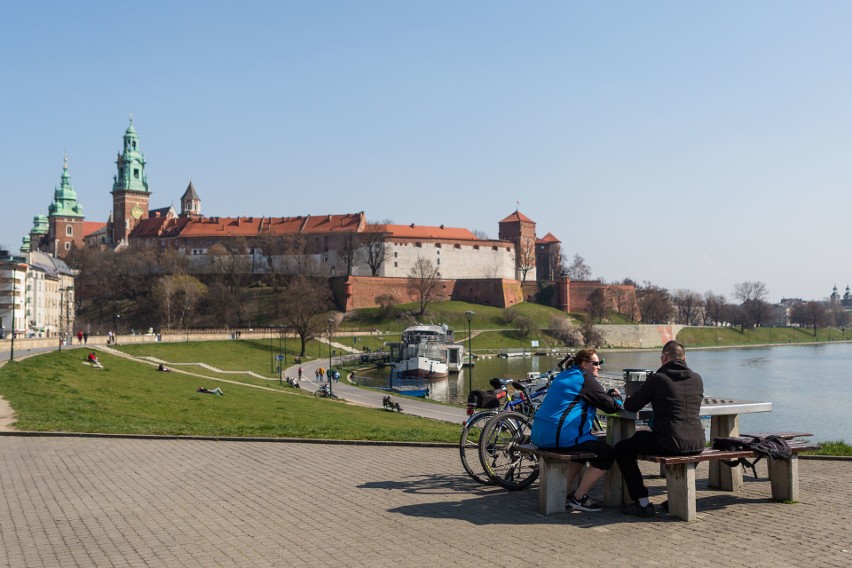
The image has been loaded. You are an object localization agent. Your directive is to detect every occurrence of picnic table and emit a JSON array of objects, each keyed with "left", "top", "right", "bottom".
[{"left": 603, "top": 397, "right": 772, "bottom": 507}]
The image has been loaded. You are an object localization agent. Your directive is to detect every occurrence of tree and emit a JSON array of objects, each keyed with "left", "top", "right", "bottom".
[
  {"left": 587, "top": 288, "right": 608, "bottom": 323},
  {"left": 580, "top": 318, "right": 604, "bottom": 347},
  {"left": 703, "top": 291, "right": 727, "bottom": 325},
  {"left": 732, "top": 281, "right": 771, "bottom": 327},
  {"left": 564, "top": 254, "right": 591, "bottom": 280},
  {"left": 152, "top": 274, "right": 208, "bottom": 329},
  {"left": 514, "top": 315, "right": 538, "bottom": 338},
  {"left": 375, "top": 293, "right": 398, "bottom": 319},
  {"left": 790, "top": 301, "right": 828, "bottom": 337},
  {"left": 407, "top": 257, "right": 442, "bottom": 317},
  {"left": 471, "top": 229, "right": 490, "bottom": 240},
  {"left": 360, "top": 220, "right": 392, "bottom": 277},
  {"left": 516, "top": 240, "right": 536, "bottom": 282},
  {"left": 281, "top": 275, "right": 333, "bottom": 356},
  {"left": 637, "top": 282, "right": 674, "bottom": 324},
  {"left": 672, "top": 289, "right": 703, "bottom": 325},
  {"left": 549, "top": 316, "right": 583, "bottom": 347}
]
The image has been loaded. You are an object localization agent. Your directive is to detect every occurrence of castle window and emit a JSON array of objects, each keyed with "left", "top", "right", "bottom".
[
  {"left": 474, "top": 245, "right": 480, "bottom": 250},
  {"left": 437, "top": 258, "right": 440, "bottom": 265},
  {"left": 415, "top": 242, "right": 422, "bottom": 248},
  {"left": 435, "top": 243, "right": 441, "bottom": 248},
  {"left": 492, "top": 246, "right": 498, "bottom": 251},
  {"left": 454, "top": 244, "right": 460, "bottom": 249},
  {"left": 132, "top": 141, "right": 136, "bottom": 150},
  {"left": 394, "top": 252, "right": 398, "bottom": 258},
  {"left": 64, "top": 242, "right": 71, "bottom": 251},
  {"left": 66, "top": 225, "right": 73, "bottom": 236},
  {"left": 394, "top": 262, "right": 398, "bottom": 267},
  {"left": 134, "top": 168, "right": 139, "bottom": 179}
]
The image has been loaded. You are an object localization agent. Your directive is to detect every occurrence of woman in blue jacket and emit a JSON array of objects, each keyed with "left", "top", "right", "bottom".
[{"left": 531, "top": 349, "right": 623, "bottom": 511}]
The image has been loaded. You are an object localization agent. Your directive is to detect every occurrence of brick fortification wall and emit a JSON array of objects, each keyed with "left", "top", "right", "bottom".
[{"left": 335, "top": 276, "right": 523, "bottom": 312}]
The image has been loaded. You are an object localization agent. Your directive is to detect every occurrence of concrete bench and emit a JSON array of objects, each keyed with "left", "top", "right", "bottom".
[
  {"left": 638, "top": 436, "right": 819, "bottom": 521},
  {"left": 517, "top": 444, "right": 597, "bottom": 515}
]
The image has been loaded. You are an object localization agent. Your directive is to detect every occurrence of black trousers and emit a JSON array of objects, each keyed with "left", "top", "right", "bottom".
[{"left": 613, "top": 431, "right": 697, "bottom": 502}]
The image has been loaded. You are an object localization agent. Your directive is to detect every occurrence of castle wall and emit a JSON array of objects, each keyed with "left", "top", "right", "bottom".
[{"left": 380, "top": 240, "right": 516, "bottom": 279}]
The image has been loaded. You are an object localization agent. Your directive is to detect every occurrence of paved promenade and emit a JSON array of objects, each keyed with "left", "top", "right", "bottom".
[{"left": 0, "top": 435, "right": 849, "bottom": 567}]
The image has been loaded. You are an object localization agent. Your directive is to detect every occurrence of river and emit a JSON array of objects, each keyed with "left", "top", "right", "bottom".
[{"left": 362, "top": 342, "right": 852, "bottom": 442}]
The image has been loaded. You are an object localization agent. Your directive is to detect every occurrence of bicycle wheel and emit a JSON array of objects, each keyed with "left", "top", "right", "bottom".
[
  {"left": 478, "top": 411, "right": 539, "bottom": 490},
  {"left": 459, "top": 411, "right": 499, "bottom": 484},
  {"left": 313, "top": 390, "right": 324, "bottom": 398}
]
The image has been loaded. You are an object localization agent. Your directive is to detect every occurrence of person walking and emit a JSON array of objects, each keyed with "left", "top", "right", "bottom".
[{"left": 614, "top": 340, "right": 705, "bottom": 518}]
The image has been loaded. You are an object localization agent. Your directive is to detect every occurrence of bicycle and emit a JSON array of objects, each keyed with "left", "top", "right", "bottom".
[
  {"left": 460, "top": 376, "right": 550, "bottom": 485},
  {"left": 314, "top": 384, "right": 338, "bottom": 399}
]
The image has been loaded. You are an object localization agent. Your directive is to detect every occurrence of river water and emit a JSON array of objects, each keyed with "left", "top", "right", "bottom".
[{"left": 363, "top": 342, "right": 852, "bottom": 442}]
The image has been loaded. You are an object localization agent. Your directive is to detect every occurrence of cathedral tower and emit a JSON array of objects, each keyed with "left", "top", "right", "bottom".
[
  {"left": 498, "top": 210, "right": 537, "bottom": 282},
  {"left": 180, "top": 180, "right": 201, "bottom": 217},
  {"left": 47, "top": 156, "right": 85, "bottom": 257},
  {"left": 111, "top": 117, "right": 150, "bottom": 244}
]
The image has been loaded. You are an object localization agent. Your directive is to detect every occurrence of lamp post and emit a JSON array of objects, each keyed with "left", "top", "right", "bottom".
[
  {"left": 113, "top": 300, "right": 121, "bottom": 343},
  {"left": 327, "top": 318, "right": 334, "bottom": 396},
  {"left": 58, "top": 287, "right": 65, "bottom": 352},
  {"left": 465, "top": 310, "right": 475, "bottom": 393},
  {"left": 9, "top": 264, "right": 17, "bottom": 362}
]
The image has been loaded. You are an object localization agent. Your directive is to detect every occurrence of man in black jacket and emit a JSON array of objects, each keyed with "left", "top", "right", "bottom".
[{"left": 614, "top": 340, "right": 705, "bottom": 517}]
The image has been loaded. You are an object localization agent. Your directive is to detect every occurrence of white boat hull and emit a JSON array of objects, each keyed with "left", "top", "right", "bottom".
[{"left": 392, "top": 356, "right": 449, "bottom": 379}]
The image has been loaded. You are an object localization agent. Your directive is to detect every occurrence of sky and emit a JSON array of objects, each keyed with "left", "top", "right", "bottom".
[{"left": 2, "top": 1, "right": 851, "bottom": 303}]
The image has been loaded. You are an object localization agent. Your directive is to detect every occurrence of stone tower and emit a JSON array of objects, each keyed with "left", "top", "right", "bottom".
[
  {"left": 111, "top": 117, "right": 150, "bottom": 244},
  {"left": 47, "top": 156, "right": 85, "bottom": 257},
  {"left": 498, "top": 210, "right": 537, "bottom": 282},
  {"left": 180, "top": 180, "right": 201, "bottom": 217}
]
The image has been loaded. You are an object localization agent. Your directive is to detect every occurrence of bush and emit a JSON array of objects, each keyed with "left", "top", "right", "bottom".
[
  {"left": 514, "top": 315, "right": 538, "bottom": 338},
  {"left": 550, "top": 316, "right": 583, "bottom": 346},
  {"left": 499, "top": 308, "right": 519, "bottom": 325}
]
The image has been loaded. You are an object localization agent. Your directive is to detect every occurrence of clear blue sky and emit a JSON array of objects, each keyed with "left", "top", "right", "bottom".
[{"left": 3, "top": 1, "right": 851, "bottom": 303}]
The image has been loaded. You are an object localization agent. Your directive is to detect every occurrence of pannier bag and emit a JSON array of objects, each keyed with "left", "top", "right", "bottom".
[{"left": 467, "top": 389, "right": 508, "bottom": 409}]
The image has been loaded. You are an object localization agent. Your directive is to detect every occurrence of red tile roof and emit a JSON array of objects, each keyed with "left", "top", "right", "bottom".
[
  {"left": 82, "top": 221, "right": 107, "bottom": 237},
  {"left": 129, "top": 213, "right": 366, "bottom": 240},
  {"left": 373, "top": 223, "right": 478, "bottom": 240},
  {"left": 537, "top": 232, "right": 561, "bottom": 244},
  {"left": 499, "top": 210, "right": 534, "bottom": 224}
]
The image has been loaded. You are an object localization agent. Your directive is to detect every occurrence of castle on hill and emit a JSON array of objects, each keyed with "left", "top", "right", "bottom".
[{"left": 22, "top": 119, "right": 638, "bottom": 317}]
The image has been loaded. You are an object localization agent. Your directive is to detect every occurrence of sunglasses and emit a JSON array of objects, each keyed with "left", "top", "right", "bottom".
[{"left": 589, "top": 361, "right": 603, "bottom": 367}]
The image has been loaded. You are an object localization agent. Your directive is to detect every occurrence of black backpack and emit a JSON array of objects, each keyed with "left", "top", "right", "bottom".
[{"left": 712, "top": 435, "right": 792, "bottom": 478}]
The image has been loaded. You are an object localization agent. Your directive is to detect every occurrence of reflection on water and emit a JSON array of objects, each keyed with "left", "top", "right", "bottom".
[{"left": 359, "top": 342, "right": 852, "bottom": 442}]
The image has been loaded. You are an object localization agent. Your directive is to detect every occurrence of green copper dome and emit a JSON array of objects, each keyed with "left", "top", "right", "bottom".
[
  {"left": 48, "top": 157, "right": 84, "bottom": 218},
  {"left": 31, "top": 214, "right": 49, "bottom": 235},
  {"left": 112, "top": 116, "right": 149, "bottom": 193}
]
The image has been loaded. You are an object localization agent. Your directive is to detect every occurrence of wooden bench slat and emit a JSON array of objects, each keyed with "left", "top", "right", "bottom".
[
  {"left": 738, "top": 432, "right": 812, "bottom": 440},
  {"left": 517, "top": 443, "right": 596, "bottom": 461},
  {"left": 638, "top": 442, "right": 820, "bottom": 465}
]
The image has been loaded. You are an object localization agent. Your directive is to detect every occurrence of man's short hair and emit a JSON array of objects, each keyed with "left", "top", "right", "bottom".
[{"left": 662, "top": 340, "right": 686, "bottom": 361}]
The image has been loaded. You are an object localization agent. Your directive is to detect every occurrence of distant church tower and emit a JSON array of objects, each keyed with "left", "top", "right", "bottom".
[
  {"left": 111, "top": 116, "right": 150, "bottom": 245},
  {"left": 47, "top": 156, "right": 85, "bottom": 258},
  {"left": 180, "top": 180, "right": 201, "bottom": 217}
]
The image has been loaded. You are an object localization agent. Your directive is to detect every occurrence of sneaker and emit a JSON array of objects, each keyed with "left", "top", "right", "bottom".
[
  {"left": 567, "top": 493, "right": 602, "bottom": 512},
  {"left": 621, "top": 501, "right": 655, "bottom": 518}
]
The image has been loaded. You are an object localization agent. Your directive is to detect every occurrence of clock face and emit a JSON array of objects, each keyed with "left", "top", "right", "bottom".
[{"left": 130, "top": 205, "right": 143, "bottom": 220}]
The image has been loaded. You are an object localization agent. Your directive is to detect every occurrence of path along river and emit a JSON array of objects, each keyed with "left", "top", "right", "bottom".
[{"left": 363, "top": 342, "right": 852, "bottom": 443}]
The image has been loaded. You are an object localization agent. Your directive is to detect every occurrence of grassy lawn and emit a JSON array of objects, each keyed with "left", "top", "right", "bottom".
[
  {"left": 0, "top": 349, "right": 460, "bottom": 442},
  {"left": 677, "top": 326, "right": 852, "bottom": 348}
]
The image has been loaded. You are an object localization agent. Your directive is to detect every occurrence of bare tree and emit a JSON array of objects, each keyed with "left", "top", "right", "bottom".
[
  {"left": 733, "top": 281, "right": 771, "bottom": 327},
  {"left": 550, "top": 316, "right": 583, "bottom": 346},
  {"left": 375, "top": 293, "right": 398, "bottom": 319},
  {"left": 360, "top": 221, "right": 391, "bottom": 277},
  {"left": 407, "top": 257, "right": 441, "bottom": 316},
  {"left": 703, "top": 291, "right": 727, "bottom": 325},
  {"left": 587, "top": 288, "right": 608, "bottom": 323},
  {"left": 471, "top": 229, "right": 489, "bottom": 240},
  {"left": 790, "top": 301, "right": 828, "bottom": 337},
  {"left": 281, "top": 275, "right": 333, "bottom": 356},
  {"left": 564, "top": 254, "right": 591, "bottom": 280},
  {"left": 152, "top": 274, "right": 207, "bottom": 329},
  {"left": 672, "top": 289, "right": 703, "bottom": 325},
  {"left": 339, "top": 231, "right": 361, "bottom": 277},
  {"left": 516, "top": 240, "right": 536, "bottom": 282},
  {"left": 637, "top": 282, "right": 674, "bottom": 324},
  {"left": 208, "top": 239, "right": 251, "bottom": 324}
]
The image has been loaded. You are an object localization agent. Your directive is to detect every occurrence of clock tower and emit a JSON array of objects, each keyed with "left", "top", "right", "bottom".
[{"left": 111, "top": 116, "right": 150, "bottom": 244}]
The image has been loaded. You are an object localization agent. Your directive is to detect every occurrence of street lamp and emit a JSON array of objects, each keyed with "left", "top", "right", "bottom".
[
  {"left": 465, "top": 310, "right": 475, "bottom": 393},
  {"left": 9, "top": 264, "right": 17, "bottom": 362},
  {"left": 113, "top": 300, "right": 121, "bottom": 343},
  {"left": 327, "top": 318, "right": 334, "bottom": 395}
]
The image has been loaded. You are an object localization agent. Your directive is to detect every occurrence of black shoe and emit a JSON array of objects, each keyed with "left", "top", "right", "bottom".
[
  {"left": 567, "top": 493, "right": 602, "bottom": 512},
  {"left": 621, "top": 501, "right": 655, "bottom": 518},
  {"left": 659, "top": 500, "right": 668, "bottom": 511}
]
